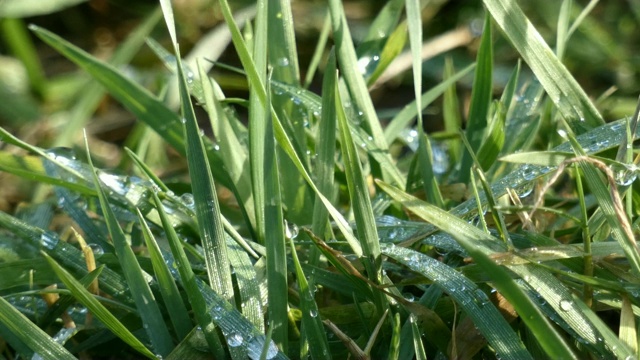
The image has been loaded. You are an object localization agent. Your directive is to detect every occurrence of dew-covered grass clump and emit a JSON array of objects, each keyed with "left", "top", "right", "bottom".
[{"left": 1, "top": 0, "right": 640, "bottom": 359}]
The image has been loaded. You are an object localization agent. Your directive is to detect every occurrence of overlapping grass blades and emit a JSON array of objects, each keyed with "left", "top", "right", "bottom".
[
  {"left": 1, "top": 1, "right": 639, "bottom": 359},
  {"left": 483, "top": 0, "right": 604, "bottom": 132}
]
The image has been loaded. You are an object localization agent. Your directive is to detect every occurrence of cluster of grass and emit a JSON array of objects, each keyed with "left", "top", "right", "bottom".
[{"left": 1, "top": 0, "right": 640, "bottom": 359}]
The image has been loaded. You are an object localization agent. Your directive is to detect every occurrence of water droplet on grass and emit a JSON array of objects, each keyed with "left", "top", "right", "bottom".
[
  {"left": 227, "top": 333, "right": 243, "bottom": 347},
  {"left": 559, "top": 298, "right": 573, "bottom": 311},
  {"left": 88, "top": 243, "right": 104, "bottom": 257}
]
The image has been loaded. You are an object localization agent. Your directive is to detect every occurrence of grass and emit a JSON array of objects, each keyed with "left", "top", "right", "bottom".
[{"left": 1, "top": 0, "right": 640, "bottom": 359}]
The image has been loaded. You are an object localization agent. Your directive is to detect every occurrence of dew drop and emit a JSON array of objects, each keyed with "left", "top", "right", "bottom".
[
  {"left": 559, "top": 298, "right": 573, "bottom": 311},
  {"left": 40, "top": 231, "right": 59, "bottom": 250},
  {"left": 180, "top": 193, "right": 195, "bottom": 209},
  {"left": 276, "top": 57, "right": 290, "bottom": 67},
  {"left": 88, "top": 243, "right": 104, "bottom": 257},
  {"left": 284, "top": 220, "right": 299, "bottom": 239},
  {"left": 309, "top": 309, "right": 318, "bottom": 318},
  {"left": 227, "top": 333, "right": 243, "bottom": 347}
]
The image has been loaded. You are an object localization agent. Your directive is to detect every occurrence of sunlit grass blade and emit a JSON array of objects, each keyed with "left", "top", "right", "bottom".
[
  {"left": 267, "top": 0, "right": 299, "bottom": 85},
  {"left": 619, "top": 296, "right": 637, "bottom": 355},
  {"left": 406, "top": 0, "right": 443, "bottom": 207},
  {"left": 459, "top": 14, "right": 492, "bottom": 184},
  {"left": 310, "top": 50, "right": 338, "bottom": 249},
  {"left": 176, "top": 47, "right": 235, "bottom": 304},
  {"left": 384, "top": 245, "right": 530, "bottom": 359},
  {"left": 0, "top": 150, "right": 92, "bottom": 195},
  {"left": 483, "top": 0, "right": 604, "bottom": 132},
  {"left": 136, "top": 209, "right": 192, "bottom": 341},
  {"left": 366, "top": 21, "right": 407, "bottom": 86},
  {"left": 151, "top": 192, "right": 227, "bottom": 358},
  {"left": 85, "top": 136, "right": 173, "bottom": 356},
  {"left": 251, "top": 0, "right": 288, "bottom": 351},
  {"left": 198, "top": 62, "right": 255, "bottom": 231},
  {"left": 0, "top": 295, "right": 75, "bottom": 360},
  {"left": 335, "top": 76, "right": 381, "bottom": 280},
  {"left": 43, "top": 253, "right": 156, "bottom": 359},
  {"left": 442, "top": 57, "right": 462, "bottom": 164},
  {"left": 377, "top": 180, "right": 578, "bottom": 359},
  {"left": 328, "top": 0, "right": 391, "bottom": 177}
]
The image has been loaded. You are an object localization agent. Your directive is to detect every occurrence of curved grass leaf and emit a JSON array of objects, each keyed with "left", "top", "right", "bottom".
[
  {"left": 85, "top": 137, "right": 174, "bottom": 357},
  {"left": 383, "top": 245, "right": 530, "bottom": 359},
  {"left": 0, "top": 295, "right": 76, "bottom": 360},
  {"left": 43, "top": 254, "right": 156, "bottom": 359},
  {"left": 376, "top": 181, "right": 578, "bottom": 359},
  {"left": 459, "top": 14, "right": 493, "bottom": 183},
  {"left": 137, "top": 209, "right": 193, "bottom": 341}
]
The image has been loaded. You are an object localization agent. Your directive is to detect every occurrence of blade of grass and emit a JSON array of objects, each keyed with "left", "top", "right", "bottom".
[
  {"left": 384, "top": 244, "right": 530, "bottom": 359},
  {"left": 335, "top": 75, "right": 381, "bottom": 281},
  {"left": 137, "top": 209, "right": 193, "bottom": 341},
  {"left": 151, "top": 192, "right": 227, "bottom": 358},
  {"left": 483, "top": 0, "right": 604, "bottom": 132},
  {"left": 406, "top": 0, "right": 444, "bottom": 207},
  {"left": 310, "top": 50, "right": 338, "bottom": 260},
  {"left": 0, "top": 295, "right": 75, "bottom": 360},
  {"left": 288, "top": 236, "right": 332, "bottom": 359},
  {"left": 459, "top": 13, "right": 493, "bottom": 183},
  {"left": 251, "top": 0, "right": 288, "bottom": 351},
  {"left": 218, "top": 0, "right": 363, "bottom": 258},
  {"left": 176, "top": 45, "right": 235, "bottom": 303},
  {"left": 0, "top": 0, "right": 87, "bottom": 17},
  {"left": 43, "top": 254, "right": 157, "bottom": 359},
  {"left": 85, "top": 135, "right": 174, "bottom": 357},
  {"left": 328, "top": 0, "right": 393, "bottom": 181},
  {"left": 377, "top": 180, "right": 578, "bottom": 359}
]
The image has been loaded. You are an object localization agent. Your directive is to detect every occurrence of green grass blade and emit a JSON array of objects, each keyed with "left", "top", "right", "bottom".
[
  {"left": 406, "top": 0, "right": 443, "bottom": 207},
  {"left": 137, "top": 209, "right": 193, "bottom": 341},
  {"left": 151, "top": 192, "right": 227, "bottom": 358},
  {"left": 42, "top": 253, "right": 157, "bottom": 359},
  {"left": 198, "top": 62, "right": 255, "bottom": 230},
  {"left": 289, "top": 237, "right": 332, "bottom": 359},
  {"left": 253, "top": 0, "right": 288, "bottom": 352},
  {"left": 176, "top": 50, "right": 235, "bottom": 303},
  {"left": 85, "top": 137, "right": 174, "bottom": 357},
  {"left": 268, "top": 0, "right": 300, "bottom": 85},
  {"left": 383, "top": 245, "right": 531, "bottom": 359},
  {"left": 304, "top": 14, "right": 330, "bottom": 89},
  {"left": 476, "top": 101, "right": 506, "bottom": 170},
  {"left": 0, "top": 0, "right": 87, "bottom": 17},
  {"left": 310, "top": 50, "right": 338, "bottom": 248},
  {"left": 383, "top": 64, "right": 475, "bottom": 145},
  {"left": 328, "top": 0, "right": 392, "bottom": 177},
  {"left": 377, "top": 181, "right": 578, "bottom": 359},
  {"left": 483, "top": 0, "right": 604, "bottom": 132},
  {"left": 442, "top": 57, "right": 463, "bottom": 164},
  {"left": 0, "top": 295, "right": 76, "bottom": 360},
  {"left": 335, "top": 76, "right": 381, "bottom": 279},
  {"left": 459, "top": 13, "right": 493, "bottom": 183}
]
